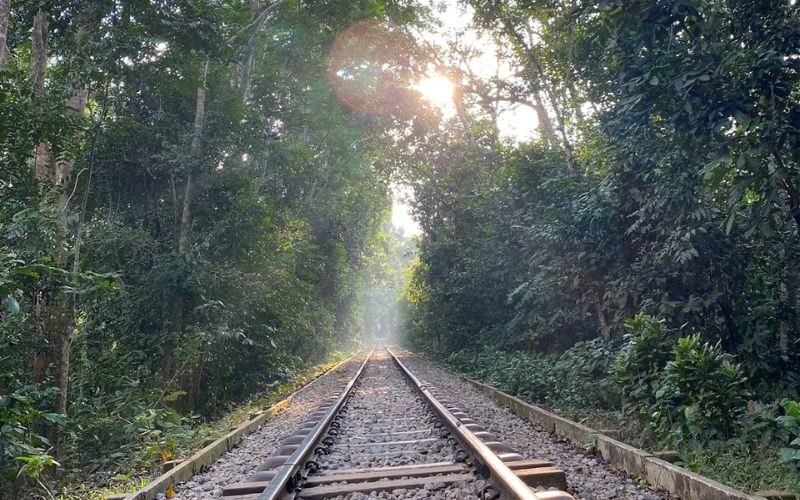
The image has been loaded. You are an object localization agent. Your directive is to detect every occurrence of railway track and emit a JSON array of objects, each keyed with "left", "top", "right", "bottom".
[{"left": 218, "top": 346, "right": 573, "bottom": 500}]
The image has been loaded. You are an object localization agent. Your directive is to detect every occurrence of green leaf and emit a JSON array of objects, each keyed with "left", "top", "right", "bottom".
[
  {"left": 3, "top": 295, "right": 19, "bottom": 315},
  {"left": 724, "top": 211, "right": 735, "bottom": 235},
  {"left": 778, "top": 448, "right": 800, "bottom": 463}
]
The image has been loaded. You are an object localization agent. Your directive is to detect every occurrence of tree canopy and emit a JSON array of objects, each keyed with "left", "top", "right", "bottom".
[{"left": 2, "top": 0, "right": 800, "bottom": 497}]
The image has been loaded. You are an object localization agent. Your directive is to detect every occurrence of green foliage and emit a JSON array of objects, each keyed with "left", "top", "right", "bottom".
[
  {"left": 447, "top": 338, "right": 620, "bottom": 414},
  {"left": 446, "top": 340, "right": 800, "bottom": 494},
  {"left": 0, "top": 386, "right": 62, "bottom": 490},
  {"left": 1, "top": 0, "right": 425, "bottom": 496},
  {"left": 681, "top": 438, "right": 800, "bottom": 496},
  {"left": 613, "top": 314, "right": 675, "bottom": 422},
  {"left": 612, "top": 316, "right": 747, "bottom": 445},
  {"left": 777, "top": 399, "right": 800, "bottom": 468},
  {"left": 655, "top": 335, "right": 747, "bottom": 445}
]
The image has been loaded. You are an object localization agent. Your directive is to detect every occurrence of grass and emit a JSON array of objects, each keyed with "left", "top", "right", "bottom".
[
  {"left": 681, "top": 440, "right": 800, "bottom": 495},
  {"left": 57, "top": 350, "right": 353, "bottom": 500}
]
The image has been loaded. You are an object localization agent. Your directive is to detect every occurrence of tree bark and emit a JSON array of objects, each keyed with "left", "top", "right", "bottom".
[
  {"left": 532, "top": 98, "right": 557, "bottom": 144},
  {"left": 167, "top": 58, "right": 209, "bottom": 384},
  {"left": 178, "top": 58, "right": 209, "bottom": 254},
  {"left": 31, "top": 9, "right": 47, "bottom": 90},
  {"left": 453, "top": 85, "right": 475, "bottom": 145},
  {"left": 32, "top": 9, "right": 50, "bottom": 181},
  {"left": 54, "top": 7, "right": 95, "bottom": 419},
  {"left": 29, "top": 10, "right": 50, "bottom": 394},
  {"left": 595, "top": 302, "right": 610, "bottom": 340},
  {"left": 54, "top": 88, "right": 88, "bottom": 186},
  {"left": 238, "top": 0, "right": 260, "bottom": 103},
  {"left": 778, "top": 245, "right": 797, "bottom": 364},
  {"left": 234, "top": 0, "right": 285, "bottom": 103},
  {"left": 0, "top": 0, "right": 10, "bottom": 69},
  {"left": 28, "top": 5, "right": 95, "bottom": 431}
]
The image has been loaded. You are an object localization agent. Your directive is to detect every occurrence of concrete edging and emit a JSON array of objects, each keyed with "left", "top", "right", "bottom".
[
  {"left": 123, "top": 354, "right": 355, "bottom": 500},
  {"left": 408, "top": 351, "right": 765, "bottom": 500}
]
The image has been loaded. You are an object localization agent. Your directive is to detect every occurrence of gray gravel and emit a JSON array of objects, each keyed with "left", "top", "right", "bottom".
[
  {"left": 316, "top": 350, "right": 456, "bottom": 471},
  {"left": 395, "top": 350, "right": 669, "bottom": 500},
  {"left": 173, "top": 353, "right": 368, "bottom": 499},
  {"left": 171, "top": 348, "right": 670, "bottom": 500},
  {"left": 306, "top": 350, "right": 480, "bottom": 499}
]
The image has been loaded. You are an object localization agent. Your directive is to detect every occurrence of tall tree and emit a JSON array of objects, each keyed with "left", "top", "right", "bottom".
[{"left": 0, "top": 0, "right": 9, "bottom": 69}]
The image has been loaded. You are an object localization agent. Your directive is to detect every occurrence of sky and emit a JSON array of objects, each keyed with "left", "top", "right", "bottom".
[
  {"left": 391, "top": 184, "right": 420, "bottom": 237},
  {"left": 390, "top": 0, "right": 539, "bottom": 238}
]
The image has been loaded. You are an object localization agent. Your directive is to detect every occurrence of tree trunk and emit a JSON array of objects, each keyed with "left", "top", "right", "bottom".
[
  {"left": 595, "top": 302, "right": 610, "bottom": 340},
  {"left": 718, "top": 294, "right": 740, "bottom": 352},
  {"left": 0, "top": 0, "right": 10, "bottom": 69},
  {"left": 238, "top": 0, "right": 260, "bottom": 102},
  {"left": 167, "top": 58, "right": 209, "bottom": 383},
  {"left": 234, "top": 0, "right": 286, "bottom": 102},
  {"left": 53, "top": 7, "right": 94, "bottom": 421},
  {"left": 779, "top": 245, "right": 798, "bottom": 365},
  {"left": 32, "top": 9, "right": 50, "bottom": 181},
  {"left": 28, "top": 7, "right": 94, "bottom": 442},
  {"left": 178, "top": 58, "right": 209, "bottom": 254},
  {"left": 178, "top": 172, "right": 195, "bottom": 254},
  {"left": 532, "top": 97, "right": 557, "bottom": 144},
  {"left": 31, "top": 9, "right": 47, "bottom": 90},
  {"left": 30, "top": 10, "right": 49, "bottom": 394},
  {"left": 453, "top": 86, "right": 475, "bottom": 145},
  {"left": 54, "top": 88, "right": 88, "bottom": 185}
]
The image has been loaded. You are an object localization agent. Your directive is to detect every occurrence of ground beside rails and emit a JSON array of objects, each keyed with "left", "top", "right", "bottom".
[{"left": 219, "top": 347, "right": 572, "bottom": 500}]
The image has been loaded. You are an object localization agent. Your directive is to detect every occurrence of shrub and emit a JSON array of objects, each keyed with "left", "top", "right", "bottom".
[
  {"left": 544, "top": 338, "right": 621, "bottom": 411},
  {"left": 777, "top": 399, "right": 800, "bottom": 469},
  {"left": 613, "top": 313, "right": 675, "bottom": 422},
  {"left": 0, "top": 385, "right": 62, "bottom": 493},
  {"left": 446, "top": 338, "right": 620, "bottom": 413},
  {"left": 654, "top": 335, "right": 747, "bottom": 445}
]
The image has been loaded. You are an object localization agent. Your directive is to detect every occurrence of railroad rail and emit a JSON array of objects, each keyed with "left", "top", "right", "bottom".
[{"left": 219, "top": 346, "right": 574, "bottom": 499}]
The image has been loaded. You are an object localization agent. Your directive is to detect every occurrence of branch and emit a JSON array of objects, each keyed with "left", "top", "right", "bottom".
[{"left": 227, "top": 0, "right": 285, "bottom": 46}]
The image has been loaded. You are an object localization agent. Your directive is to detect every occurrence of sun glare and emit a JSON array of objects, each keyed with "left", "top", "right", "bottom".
[{"left": 416, "top": 74, "right": 455, "bottom": 111}]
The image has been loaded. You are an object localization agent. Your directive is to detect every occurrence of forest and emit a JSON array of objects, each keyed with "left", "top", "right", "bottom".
[{"left": 0, "top": 0, "right": 799, "bottom": 498}]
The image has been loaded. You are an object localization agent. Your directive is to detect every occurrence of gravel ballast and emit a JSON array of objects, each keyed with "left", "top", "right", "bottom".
[
  {"left": 315, "top": 350, "right": 457, "bottom": 471},
  {"left": 305, "top": 350, "right": 480, "bottom": 499},
  {"left": 169, "top": 347, "right": 669, "bottom": 499},
  {"left": 395, "top": 350, "right": 668, "bottom": 500},
  {"left": 173, "top": 353, "right": 368, "bottom": 499}
]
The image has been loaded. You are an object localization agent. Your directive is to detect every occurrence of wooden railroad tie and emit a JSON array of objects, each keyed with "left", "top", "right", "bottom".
[{"left": 222, "top": 458, "right": 567, "bottom": 497}]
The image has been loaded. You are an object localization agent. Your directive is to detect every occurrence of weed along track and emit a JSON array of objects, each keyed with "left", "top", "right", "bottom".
[{"left": 167, "top": 346, "right": 573, "bottom": 500}]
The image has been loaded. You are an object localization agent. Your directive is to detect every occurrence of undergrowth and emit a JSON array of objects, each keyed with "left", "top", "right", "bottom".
[
  {"left": 442, "top": 314, "right": 800, "bottom": 495},
  {"left": 58, "top": 351, "right": 352, "bottom": 500}
]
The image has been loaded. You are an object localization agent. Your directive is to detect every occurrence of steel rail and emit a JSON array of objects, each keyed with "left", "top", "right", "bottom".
[
  {"left": 385, "top": 345, "right": 573, "bottom": 500},
  {"left": 257, "top": 347, "right": 375, "bottom": 500}
]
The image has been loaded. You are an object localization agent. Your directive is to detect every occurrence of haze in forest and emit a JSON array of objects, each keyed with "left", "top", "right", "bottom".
[{"left": 2, "top": 1, "right": 800, "bottom": 498}]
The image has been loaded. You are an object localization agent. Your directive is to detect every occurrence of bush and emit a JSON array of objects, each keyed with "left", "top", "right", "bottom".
[
  {"left": 654, "top": 335, "right": 747, "bottom": 445},
  {"left": 777, "top": 399, "right": 800, "bottom": 469},
  {"left": 0, "top": 385, "right": 62, "bottom": 494},
  {"left": 548, "top": 338, "right": 621, "bottom": 411},
  {"left": 613, "top": 314, "right": 748, "bottom": 446},
  {"left": 613, "top": 313, "right": 675, "bottom": 422},
  {"left": 446, "top": 338, "right": 620, "bottom": 413}
]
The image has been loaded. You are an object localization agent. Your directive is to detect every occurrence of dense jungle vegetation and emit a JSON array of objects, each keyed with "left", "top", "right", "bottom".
[
  {"left": 0, "top": 0, "right": 418, "bottom": 497},
  {"left": 399, "top": 0, "right": 800, "bottom": 495},
  {"left": 2, "top": 0, "right": 800, "bottom": 498}
]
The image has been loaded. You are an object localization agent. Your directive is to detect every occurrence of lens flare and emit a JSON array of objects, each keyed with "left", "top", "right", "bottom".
[{"left": 327, "top": 20, "right": 417, "bottom": 116}]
